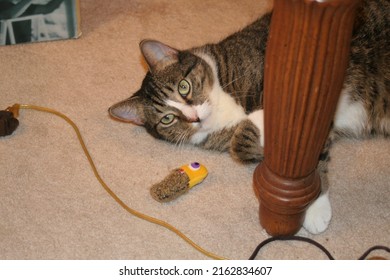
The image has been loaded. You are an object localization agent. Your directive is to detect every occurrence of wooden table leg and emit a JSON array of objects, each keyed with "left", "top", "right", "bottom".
[{"left": 253, "top": 0, "right": 361, "bottom": 236}]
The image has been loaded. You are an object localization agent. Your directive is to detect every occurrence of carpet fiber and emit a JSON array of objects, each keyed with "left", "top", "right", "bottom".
[{"left": 1, "top": 0, "right": 389, "bottom": 260}]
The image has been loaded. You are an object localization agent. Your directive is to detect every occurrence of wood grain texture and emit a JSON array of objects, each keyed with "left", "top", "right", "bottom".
[{"left": 253, "top": 0, "right": 361, "bottom": 236}]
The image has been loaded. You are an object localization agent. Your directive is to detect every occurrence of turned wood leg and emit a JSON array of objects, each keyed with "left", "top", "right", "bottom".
[{"left": 253, "top": 0, "right": 361, "bottom": 236}]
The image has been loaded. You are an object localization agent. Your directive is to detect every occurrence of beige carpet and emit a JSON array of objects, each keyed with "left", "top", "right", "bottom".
[{"left": 0, "top": 0, "right": 389, "bottom": 260}]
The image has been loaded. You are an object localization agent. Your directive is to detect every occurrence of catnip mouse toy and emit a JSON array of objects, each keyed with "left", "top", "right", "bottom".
[{"left": 150, "top": 162, "right": 208, "bottom": 203}]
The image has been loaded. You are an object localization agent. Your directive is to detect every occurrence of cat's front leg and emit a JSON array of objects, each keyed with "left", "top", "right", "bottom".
[{"left": 230, "top": 111, "right": 264, "bottom": 163}]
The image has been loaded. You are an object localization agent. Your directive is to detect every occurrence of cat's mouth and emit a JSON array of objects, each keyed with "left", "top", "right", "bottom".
[
  {"left": 186, "top": 114, "right": 202, "bottom": 129},
  {"left": 188, "top": 102, "right": 212, "bottom": 130}
]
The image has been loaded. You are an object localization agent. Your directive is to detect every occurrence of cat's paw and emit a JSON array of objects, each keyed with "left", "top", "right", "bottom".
[
  {"left": 230, "top": 119, "right": 264, "bottom": 163},
  {"left": 303, "top": 193, "right": 332, "bottom": 234}
]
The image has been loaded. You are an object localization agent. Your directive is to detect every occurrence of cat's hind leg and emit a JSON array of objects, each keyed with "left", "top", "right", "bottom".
[
  {"left": 303, "top": 134, "right": 335, "bottom": 234},
  {"left": 303, "top": 164, "right": 332, "bottom": 234},
  {"left": 303, "top": 190, "right": 332, "bottom": 234}
]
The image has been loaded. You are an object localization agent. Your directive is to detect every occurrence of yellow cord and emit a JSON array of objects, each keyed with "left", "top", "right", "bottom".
[{"left": 11, "top": 104, "right": 228, "bottom": 260}]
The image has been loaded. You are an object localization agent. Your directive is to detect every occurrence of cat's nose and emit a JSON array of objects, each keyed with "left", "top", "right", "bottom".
[{"left": 187, "top": 116, "right": 200, "bottom": 123}]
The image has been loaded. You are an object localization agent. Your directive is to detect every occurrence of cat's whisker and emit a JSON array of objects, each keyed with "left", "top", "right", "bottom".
[
  {"left": 173, "top": 132, "right": 186, "bottom": 156},
  {"left": 176, "top": 133, "right": 185, "bottom": 151},
  {"left": 220, "top": 69, "right": 253, "bottom": 90},
  {"left": 180, "top": 130, "right": 191, "bottom": 150},
  {"left": 181, "top": 129, "right": 192, "bottom": 151},
  {"left": 178, "top": 134, "right": 186, "bottom": 152},
  {"left": 172, "top": 129, "right": 189, "bottom": 153}
]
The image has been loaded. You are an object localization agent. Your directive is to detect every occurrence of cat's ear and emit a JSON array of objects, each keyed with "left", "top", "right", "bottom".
[
  {"left": 108, "top": 95, "right": 145, "bottom": 126},
  {"left": 140, "top": 40, "right": 178, "bottom": 72}
]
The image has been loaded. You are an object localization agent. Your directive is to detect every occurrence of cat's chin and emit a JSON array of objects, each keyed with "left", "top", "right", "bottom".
[
  {"left": 189, "top": 121, "right": 202, "bottom": 130},
  {"left": 189, "top": 130, "right": 210, "bottom": 145}
]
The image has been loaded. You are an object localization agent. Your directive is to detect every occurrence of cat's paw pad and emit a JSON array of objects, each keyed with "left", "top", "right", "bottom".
[
  {"left": 230, "top": 119, "right": 263, "bottom": 163},
  {"left": 303, "top": 194, "right": 332, "bottom": 234}
]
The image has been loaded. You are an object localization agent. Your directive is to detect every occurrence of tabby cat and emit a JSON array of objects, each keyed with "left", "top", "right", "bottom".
[{"left": 109, "top": 0, "right": 390, "bottom": 234}]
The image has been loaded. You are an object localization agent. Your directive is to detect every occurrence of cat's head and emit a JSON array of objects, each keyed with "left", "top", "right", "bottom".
[{"left": 109, "top": 40, "right": 214, "bottom": 145}]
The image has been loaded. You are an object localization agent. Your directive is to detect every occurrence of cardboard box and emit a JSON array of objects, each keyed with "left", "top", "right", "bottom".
[{"left": 0, "top": 0, "right": 81, "bottom": 45}]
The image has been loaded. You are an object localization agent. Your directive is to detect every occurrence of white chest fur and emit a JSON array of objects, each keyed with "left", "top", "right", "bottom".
[
  {"left": 333, "top": 88, "right": 368, "bottom": 136},
  {"left": 190, "top": 53, "right": 247, "bottom": 144}
]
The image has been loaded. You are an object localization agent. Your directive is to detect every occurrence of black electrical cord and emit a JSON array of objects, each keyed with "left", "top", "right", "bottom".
[
  {"left": 249, "top": 236, "right": 390, "bottom": 260},
  {"left": 358, "top": 245, "right": 390, "bottom": 260},
  {"left": 249, "top": 236, "right": 335, "bottom": 260}
]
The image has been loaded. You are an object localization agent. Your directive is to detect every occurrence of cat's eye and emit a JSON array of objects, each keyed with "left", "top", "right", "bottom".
[
  {"left": 160, "top": 114, "right": 176, "bottom": 125},
  {"left": 178, "top": 79, "right": 191, "bottom": 98}
]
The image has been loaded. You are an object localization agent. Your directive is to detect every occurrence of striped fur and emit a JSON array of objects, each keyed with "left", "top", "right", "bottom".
[
  {"left": 109, "top": 0, "right": 389, "bottom": 234},
  {"left": 109, "top": 0, "right": 389, "bottom": 164}
]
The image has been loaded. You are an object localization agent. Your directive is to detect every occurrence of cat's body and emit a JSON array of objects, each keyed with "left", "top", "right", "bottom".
[{"left": 109, "top": 0, "right": 390, "bottom": 234}]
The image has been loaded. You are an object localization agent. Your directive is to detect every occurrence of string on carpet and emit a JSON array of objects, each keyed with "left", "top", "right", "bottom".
[
  {"left": 3, "top": 104, "right": 227, "bottom": 260},
  {"left": 1, "top": 104, "right": 388, "bottom": 260}
]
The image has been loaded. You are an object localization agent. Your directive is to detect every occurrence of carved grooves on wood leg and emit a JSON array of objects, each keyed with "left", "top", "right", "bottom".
[{"left": 253, "top": 0, "right": 361, "bottom": 236}]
